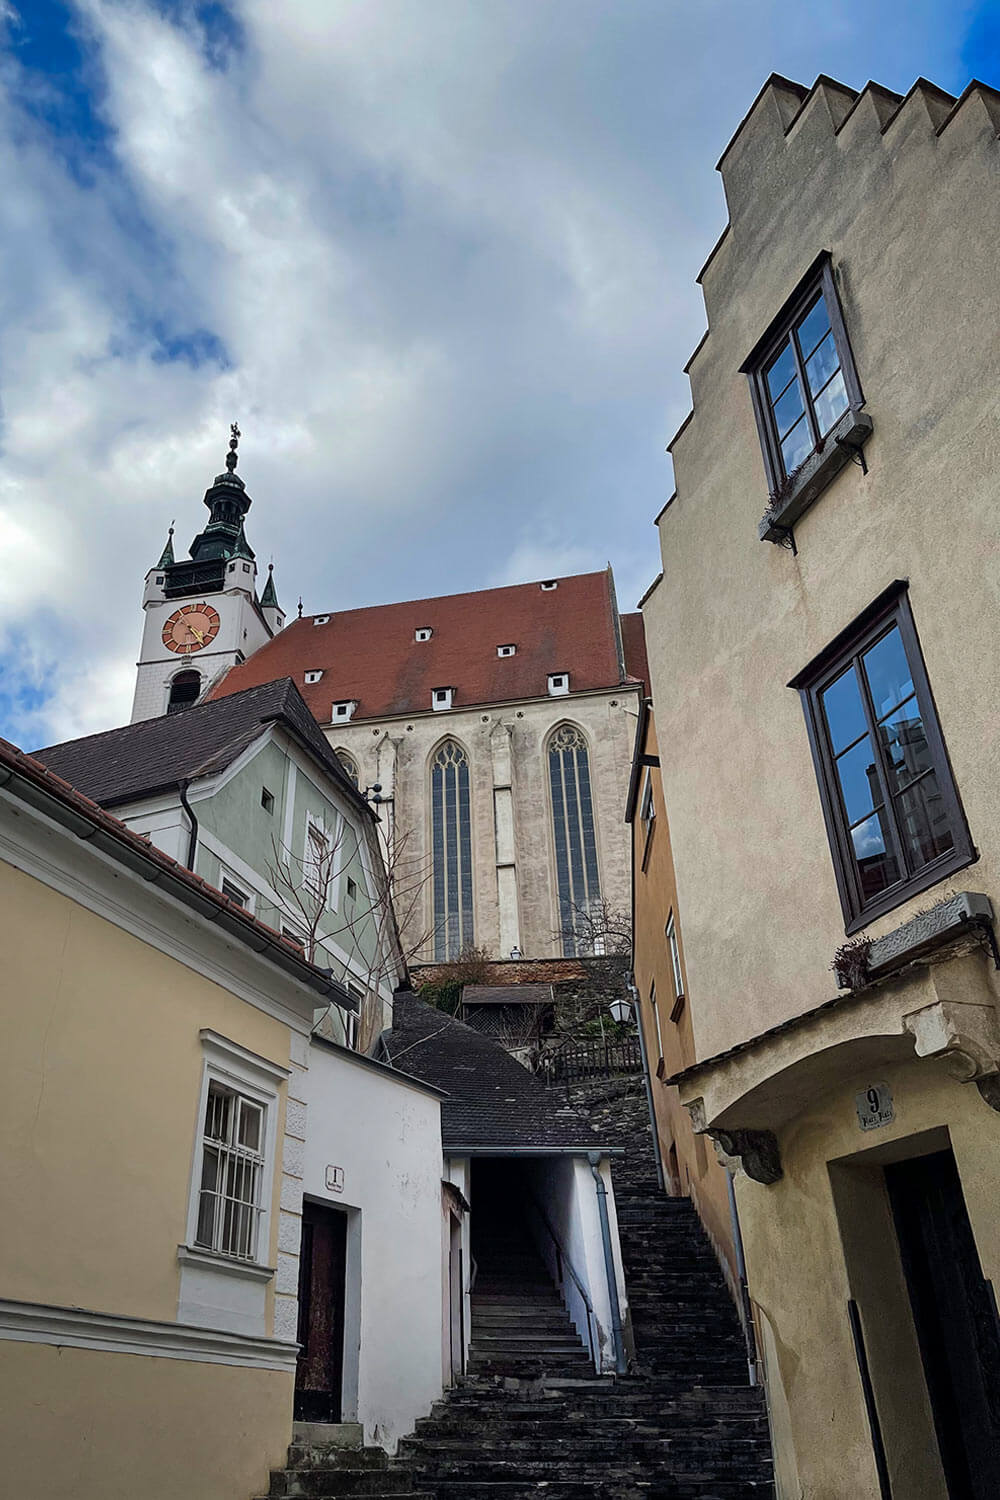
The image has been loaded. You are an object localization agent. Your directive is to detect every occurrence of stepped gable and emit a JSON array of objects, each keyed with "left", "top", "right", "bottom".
[
  {"left": 385, "top": 994, "right": 602, "bottom": 1151},
  {"left": 34, "top": 677, "right": 364, "bottom": 812},
  {"left": 684, "top": 71, "right": 1000, "bottom": 377},
  {"left": 207, "top": 571, "right": 645, "bottom": 723}
]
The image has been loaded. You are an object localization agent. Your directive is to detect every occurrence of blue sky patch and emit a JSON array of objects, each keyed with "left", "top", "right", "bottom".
[{"left": 4, "top": 0, "right": 114, "bottom": 174}]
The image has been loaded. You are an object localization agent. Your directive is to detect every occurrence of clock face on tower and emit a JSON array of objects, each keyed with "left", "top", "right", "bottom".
[{"left": 161, "top": 602, "right": 221, "bottom": 655}]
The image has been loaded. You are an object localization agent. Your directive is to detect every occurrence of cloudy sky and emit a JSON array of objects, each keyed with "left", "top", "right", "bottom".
[{"left": 0, "top": 0, "right": 994, "bottom": 746}]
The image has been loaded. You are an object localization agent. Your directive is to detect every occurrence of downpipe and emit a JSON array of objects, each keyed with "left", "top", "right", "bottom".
[
  {"left": 726, "top": 1166, "right": 761, "bottom": 1386},
  {"left": 588, "top": 1151, "right": 627, "bottom": 1375},
  {"left": 178, "top": 778, "right": 199, "bottom": 870}
]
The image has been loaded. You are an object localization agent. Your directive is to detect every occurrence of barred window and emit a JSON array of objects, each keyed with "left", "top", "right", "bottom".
[
  {"left": 195, "top": 1083, "right": 265, "bottom": 1261},
  {"left": 431, "top": 740, "right": 474, "bottom": 959},
  {"left": 548, "top": 724, "right": 602, "bottom": 956}
]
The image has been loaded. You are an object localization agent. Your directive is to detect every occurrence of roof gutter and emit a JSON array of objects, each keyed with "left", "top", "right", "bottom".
[{"left": 442, "top": 1145, "right": 625, "bottom": 1157}]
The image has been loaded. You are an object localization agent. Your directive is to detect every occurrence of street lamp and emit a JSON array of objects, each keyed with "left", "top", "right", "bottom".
[{"left": 608, "top": 993, "right": 633, "bottom": 1024}]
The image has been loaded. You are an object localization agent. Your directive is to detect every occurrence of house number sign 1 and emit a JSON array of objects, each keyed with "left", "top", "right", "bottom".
[
  {"left": 856, "top": 1083, "right": 894, "bottom": 1132},
  {"left": 325, "top": 1165, "right": 345, "bottom": 1193}
]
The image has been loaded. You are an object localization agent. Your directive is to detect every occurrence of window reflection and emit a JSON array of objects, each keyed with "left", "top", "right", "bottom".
[
  {"left": 764, "top": 291, "right": 849, "bottom": 480},
  {"left": 863, "top": 628, "right": 913, "bottom": 719}
]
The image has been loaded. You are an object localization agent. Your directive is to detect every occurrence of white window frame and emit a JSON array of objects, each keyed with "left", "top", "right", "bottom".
[
  {"left": 305, "top": 670, "right": 324, "bottom": 684},
  {"left": 220, "top": 873, "right": 254, "bottom": 914},
  {"left": 313, "top": 615, "right": 330, "bottom": 625},
  {"left": 548, "top": 673, "right": 569, "bottom": 696},
  {"left": 640, "top": 770, "right": 656, "bottom": 839},
  {"left": 183, "top": 1032, "right": 288, "bottom": 1271},
  {"left": 540, "top": 580, "right": 558, "bottom": 591},
  {"left": 666, "top": 912, "right": 684, "bottom": 1002},
  {"left": 332, "top": 700, "right": 357, "bottom": 721},
  {"left": 415, "top": 627, "right": 433, "bottom": 642},
  {"left": 304, "top": 812, "right": 334, "bottom": 904},
  {"left": 497, "top": 644, "right": 516, "bottom": 657},
  {"left": 432, "top": 687, "right": 454, "bottom": 711},
  {"left": 649, "top": 979, "right": 664, "bottom": 1061}
]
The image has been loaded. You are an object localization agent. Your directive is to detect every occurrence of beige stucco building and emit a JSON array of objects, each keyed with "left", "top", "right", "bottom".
[
  {"left": 625, "top": 699, "right": 741, "bottom": 1299},
  {"left": 0, "top": 736, "right": 338, "bottom": 1499},
  {"left": 210, "top": 569, "right": 648, "bottom": 962},
  {"left": 640, "top": 74, "right": 1000, "bottom": 1498}
]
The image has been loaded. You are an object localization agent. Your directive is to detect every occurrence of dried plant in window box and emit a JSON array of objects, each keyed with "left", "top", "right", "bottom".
[{"left": 831, "top": 936, "right": 873, "bottom": 992}]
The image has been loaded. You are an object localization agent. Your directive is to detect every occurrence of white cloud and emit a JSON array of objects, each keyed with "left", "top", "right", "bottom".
[{"left": 0, "top": 0, "right": 972, "bottom": 746}]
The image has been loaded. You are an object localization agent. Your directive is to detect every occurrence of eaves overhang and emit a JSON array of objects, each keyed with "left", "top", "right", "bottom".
[
  {"left": 442, "top": 1144, "right": 624, "bottom": 1157},
  {"left": 0, "top": 739, "right": 356, "bottom": 1014}
]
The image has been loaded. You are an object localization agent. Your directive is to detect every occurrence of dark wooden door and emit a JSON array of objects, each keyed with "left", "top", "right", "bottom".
[
  {"left": 294, "top": 1202, "right": 347, "bottom": 1423},
  {"left": 886, "top": 1149, "right": 1000, "bottom": 1498}
]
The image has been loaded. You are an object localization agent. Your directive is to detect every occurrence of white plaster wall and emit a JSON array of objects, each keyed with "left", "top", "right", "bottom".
[
  {"left": 524, "top": 1155, "right": 627, "bottom": 1373},
  {"left": 303, "top": 1046, "right": 444, "bottom": 1451},
  {"left": 324, "top": 686, "right": 641, "bottom": 960}
]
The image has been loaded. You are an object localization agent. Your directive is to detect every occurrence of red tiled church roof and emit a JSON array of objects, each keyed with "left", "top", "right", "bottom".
[
  {"left": 210, "top": 570, "right": 645, "bottom": 723},
  {"left": 619, "top": 610, "right": 649, "bottom": 693}
]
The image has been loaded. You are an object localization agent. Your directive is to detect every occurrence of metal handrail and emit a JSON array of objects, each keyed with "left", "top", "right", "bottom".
[{"left": 527, "top": 1194, "right": 599, "bottom": 1368}]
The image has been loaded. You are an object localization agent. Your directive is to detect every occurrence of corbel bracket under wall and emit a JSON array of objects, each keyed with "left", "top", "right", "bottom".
[
  {"left": 686, "top": 1097, "right": 783, "bottom": 1186},
  {"left": 902, "top": 998, "right": 1000, "bottom": 1113}
]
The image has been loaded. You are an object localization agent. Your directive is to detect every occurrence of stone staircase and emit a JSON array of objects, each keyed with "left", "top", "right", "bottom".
[
  {"left": 468, "top": 1216, "right": 594, "bottom": 1378},
  {"left": 387, "top": 1074, "right": 774, "bottom": 1497},
  {"left": 264, "top": 1066, "right": 774, "bottom": 1497},
  {"left": 259, "top": 1427, "right": 428, "bottom": 1499}
]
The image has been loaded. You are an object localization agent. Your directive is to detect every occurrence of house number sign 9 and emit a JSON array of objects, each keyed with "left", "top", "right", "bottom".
[{"left": 856, "top": 1083, "right": 894, "bottom": 1132}]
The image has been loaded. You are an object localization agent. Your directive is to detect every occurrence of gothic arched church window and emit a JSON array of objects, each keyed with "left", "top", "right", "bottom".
[
  {"left": 548, "top": 723, "right": 602, "bottom": 955},
  {"left": 431, "top": 740, "right": 474, "bottom": 960},
  {"left": 167, "top": 670, "right": 201, "bottom": 715},
  {"left": 334, "top": 750, "right": 359, "bottom": 788}
]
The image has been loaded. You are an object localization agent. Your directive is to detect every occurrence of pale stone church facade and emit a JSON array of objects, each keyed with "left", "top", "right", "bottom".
[
  {"left": 128, "top": 436, "right": 646, "bottom": 963},
  {"left": 204, "top": 571, "right": 647, "bottom": 962}
]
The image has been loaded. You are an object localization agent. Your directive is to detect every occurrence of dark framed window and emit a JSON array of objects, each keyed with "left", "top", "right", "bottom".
[
  {"left": 791, "top": 584, "right": 974, "bottom": 932},
  {"left": 742, "top": 252, "right": 865, "bottom": 498}
]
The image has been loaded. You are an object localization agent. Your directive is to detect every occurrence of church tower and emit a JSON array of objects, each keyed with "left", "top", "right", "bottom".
[{"left": 130, "top": 426, "right": 285, "bottom": 723}]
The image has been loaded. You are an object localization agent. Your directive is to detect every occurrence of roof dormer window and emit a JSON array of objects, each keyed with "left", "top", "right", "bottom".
[
  {"left": 305, "top": 670, "right": 324, "bottom": 685},
  {"left": 548, "top": 673, "right": 569, "bottom": 696},
  {"left": 432, "top": 687, "right": 454, "bottom": 711},
  {"left": 540, "top": 580, "right": 558, "bottom": 591},
  {"left": 497, "top": 644, "right": 516, "bottom": 657},
  {"left": 332, "top": 700, "right": 357, "bottom": 721},
  {"left": 415, "top": 627, "right": 433, "bottom": 642},
  {"left": 314, "top": 615, "right": 330, "bottom": 626}
]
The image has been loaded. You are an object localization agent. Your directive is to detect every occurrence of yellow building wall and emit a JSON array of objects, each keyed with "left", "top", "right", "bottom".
[
  {"left": 737, "top": 1052, "right": 1000, "bottom": 1500},
  {"left": 632, "top": 712, "right": 737, "bottom": 1286},
  {"left": 0, "top": 1342, "right": 292, "bottom": 1500},
  {"left": 1, "top": 858, "right": 292, "bottom": 1321}
]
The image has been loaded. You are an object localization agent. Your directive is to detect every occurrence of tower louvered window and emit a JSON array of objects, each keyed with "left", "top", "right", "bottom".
[
  {"left": 548, "top": 725, "right": 602, "bottom": 956},
  {"left": 431, "top": 740, "right": 474, "bottom": 960}
]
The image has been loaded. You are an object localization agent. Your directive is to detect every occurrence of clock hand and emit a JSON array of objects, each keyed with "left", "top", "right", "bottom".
[{"left": 189, "top": 626, "right": 206, "bottom": 645}]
